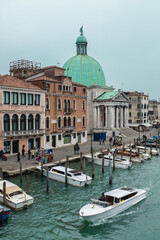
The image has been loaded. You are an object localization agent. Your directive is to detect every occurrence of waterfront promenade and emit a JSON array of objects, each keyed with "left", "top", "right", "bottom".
[{"left": 0, "top": 128, "right": 158, "bottom": 175}]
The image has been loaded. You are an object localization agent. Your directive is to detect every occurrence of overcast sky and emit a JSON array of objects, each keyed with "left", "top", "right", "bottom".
[{"left": 1, "top": 0, "right": 160, "bottom": 100}]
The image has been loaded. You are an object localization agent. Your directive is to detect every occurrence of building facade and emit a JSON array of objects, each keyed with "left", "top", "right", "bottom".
[
  {"left": 148, "top": 100, "right": 160, "bottom": 123},
  {"left": 125, "top": 91, "right": 149, "bottom": 129},
  {"left": 0, "top": 75, "right": 45, "bottom": 154},
  {"left": 10, "top": 62, "right": 87, "bottom": 148}
]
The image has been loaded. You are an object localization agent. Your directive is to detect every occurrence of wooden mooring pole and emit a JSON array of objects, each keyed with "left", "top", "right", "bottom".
[
  {"left": 130, "top": 144, "right": 132, "bottom": 162},
  {"left": 150, "top": 144, "right": 152, "bottom": 156},
  {"left": 109, "top": 156, "right": 112, "bottom": 185},
  {"left": 113, "top": 152, "right": 115, "bottom": 171},
  {"left": 3, "top": 181, "right": 6, "bottom": 206},
  {"left": 65, "top": 162, "right": 68, "bottom": 185},
  {"left": 80, "top": 152, "right": 83, "bottom": 169},
  {"left": 83, "top": 157, "right": 86, "bottom": 174},
  {"left": 102, "top": 154, "right": 104, "bottom": 174},
  {"left": 26, "top": 175, "right": 29, "bottom": 195},
  {"left": 41, "top": 158, "right": 43, "bottom": 178},
  {"left": 20, "top": 161, "right": 22, "bottom": 184},
  {"left": 91, "top": 151, "right": 94, "bottom": 178},
  {"left": 145, "top": 140, "right": 147, "bottom": 154},
  {"left": 67, "top": 155, "right": 69, "bottom": 168},
  {"left": 46, "top": 167, "right": 49, "bottom": 192},
  {"left": 0, "top": 167, "right": 3, "bottom": 180}
]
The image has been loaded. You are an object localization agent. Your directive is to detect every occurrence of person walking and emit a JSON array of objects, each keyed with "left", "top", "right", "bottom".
[
  {"left": 74, "top": 144, "right": 76, "bottom": 155},
  {"left": 99, "top": 139, "right": 102, "bottom": 145},
  {"left": 0, "top": 149, "right": 4, "bottom": 160},
  {"left": 28, "top": 149, "right": 31, "bottom": 159},
  {"left": 22, "top": 145, "right": 25, "bottom": 158},
  {"left": 75, "top": 142, "right": 80, "bottom": 154},
  {"left": 17, "top": 152, "right": 20, "bottom": 162}
]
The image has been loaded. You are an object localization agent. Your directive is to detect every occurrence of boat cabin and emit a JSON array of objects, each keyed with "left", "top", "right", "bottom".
[
  {"left": 51, "top": 166, "right": 82, "bottom": 177},
  {"left": 104, "top": 187, "right": 138, "bottom": 205}
]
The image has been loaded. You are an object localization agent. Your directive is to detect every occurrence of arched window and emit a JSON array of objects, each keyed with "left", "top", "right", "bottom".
[
  {"left": 46, "top": 117, "right": 49, "bottom": 129},
  {"left": 46, "top": 98, "right": 49, "bottom": 110},
  {"left": 28, "top": 114, "right": 33, "bottom": 130},
  {"left": 73, "top": 116, "right": 76, "bottom": 127},
  {"left": 64, "top": 100, "right": 67, "bottom": 112},
  {"left": 58, "top": 117, "right": 61, "bottom": 128},
  {"left": 4, "top": 114, "right": 10, "bottom": 131},
  {"left": 12, "top": 114, "right": 18, "bottom": 131},
  {"left": 82, "top": 100, "right": 85, "bottom": 110},
  {"left": 64, "top": 117, "right": 67, "bottom": 127},
  {"left": 20, "top": 114, "right": 26, "bottom": 130},
  {"left": 68, "top": 100, "right": 70, "bottom": 112},
  {"left": 68, "top": 117, "right": 71, "bottom": 127},
  {"left": 35, "top": 114, "right": 40, "bottom": 130},
  {"left": 58, "top": 99, "right": 61, "bottom": 110},
  {"left": 73, "top": 100, "right": 76, "bottom": 110},
  {"left": 82, "top": 116, "right": 85, "bottom": 127}
]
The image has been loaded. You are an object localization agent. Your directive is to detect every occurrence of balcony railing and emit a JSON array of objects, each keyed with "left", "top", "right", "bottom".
[
  {"left": 63, "top": 126, "right": 75, "bottom": 132},
  {"left": 2, "top": 129, "right": 45, "bottom": 137}
]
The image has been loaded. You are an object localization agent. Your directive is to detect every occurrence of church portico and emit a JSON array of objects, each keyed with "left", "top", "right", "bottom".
[{"left": 91, "top": 91, "right": 129, "bottom": 132}]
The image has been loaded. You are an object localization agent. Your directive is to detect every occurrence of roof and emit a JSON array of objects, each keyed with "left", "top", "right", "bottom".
[
  {"left": 27, "top": 76, "right": 54, "bottom": 82},
  {"left": 76, "top": 35, "right": 87, "bottom": 44},
  {"left": 105, "top": 188, "right": 137, "bottom": 198},
  {"left": 40, "top": 65, "right": 65, "bottom": 70},
  {"left": 53, "top": 166, "right": 74, "bottom": 172},
  {"left": 63, "top": 55, "right": 106, "bottom": 87},
  {"left": 96, "top": 91, "right": 119, "bottom": 100},
  {"left": 125, "top": 91, "right": 148, "bottom": 97},
  {"left": 0, "top": 75, "right": 42, "bottom": 90}
]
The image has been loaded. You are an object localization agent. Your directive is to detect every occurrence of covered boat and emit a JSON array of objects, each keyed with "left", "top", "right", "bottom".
[
  {"left": 0, "top": 205, "right": 10, "bottom": 224},
  {"left": 79, "top": 187, "right": 146, "bottom": 221},
  {"left": 37, "top": 165, "right": 92, "bottom": 187},
  {"left": 0, "top": 180, "right": 34, "bottom": 210},
  {"left": 84, "top": 153, "right": 132, "bottom": 169}
]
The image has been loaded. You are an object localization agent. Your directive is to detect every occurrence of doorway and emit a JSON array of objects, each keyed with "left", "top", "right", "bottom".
[
  {"left": 12, "top": 140, "right": 19, "bottom": 153},
  {"left": 52, "top": 136, "right": 56, "bottom": 147}
]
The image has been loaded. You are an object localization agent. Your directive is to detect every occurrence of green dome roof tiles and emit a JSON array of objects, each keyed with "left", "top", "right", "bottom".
[
  {"left": 63, "top": 55, "right": 106, "bottom": 87},
  {"left": 76, "top": 35, "right": 87, "bottom": 44}
]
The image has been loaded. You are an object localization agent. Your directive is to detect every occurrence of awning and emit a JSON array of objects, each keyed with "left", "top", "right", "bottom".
[{"left": 140, "top": 123, "right": 153, "bottom": 127}]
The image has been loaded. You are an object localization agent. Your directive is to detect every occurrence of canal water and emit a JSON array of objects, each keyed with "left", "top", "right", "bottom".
[{"left": 1, "top": 156, "right": 160, "bottom": 240}]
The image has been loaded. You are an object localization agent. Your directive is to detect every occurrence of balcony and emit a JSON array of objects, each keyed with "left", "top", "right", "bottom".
[
  {"left": 63, "top": 126, "right": 75, "bottom": 132},
  {"left": 2, "top": 129, "right": 45, "bottom": 138},
  {"left": 64, "top": 108, "right": 73, "bottom": 115}
]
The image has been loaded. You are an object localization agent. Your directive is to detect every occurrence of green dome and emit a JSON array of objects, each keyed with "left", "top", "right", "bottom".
[
  {"left": 76, "top": 35, "right": 87, "bottom": 44},
  {"left": 63, "top": 55, "right": 106, "bottom": 87}
]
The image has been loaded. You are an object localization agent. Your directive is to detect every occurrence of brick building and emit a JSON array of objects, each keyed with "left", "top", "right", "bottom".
[
  {"left": 10, "top": 61, "right": 87, "bottom": 148},
  {"left": 0, "top": 74, "right": 45, "bottom": 154}
]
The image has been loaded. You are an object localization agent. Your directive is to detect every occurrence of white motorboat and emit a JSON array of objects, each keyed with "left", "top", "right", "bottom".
[
  {"left": 37, "top": 165, "right": 92, "bottom": 187},
  {"left": 125, "top": 148, "right": 151, "bottom": 160},
  {"left": 136, "top": 146, "right": 159, "bottom": 156},
  {"left": 79, "top": 187, "right": 146, "bottom": 221},
  {"left": 113, "top": 150, "right": 144, "bottom": 163},
  {"left": 0, "top": 180, "right": 34, "bottom": 210},
  {"left": 84, "top": 153, "right": 132, "bottom": 169}
]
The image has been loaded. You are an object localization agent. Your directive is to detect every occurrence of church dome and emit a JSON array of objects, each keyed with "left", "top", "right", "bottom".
[{"left": 63, "top": 27, "right": 106, "bottom": 87}]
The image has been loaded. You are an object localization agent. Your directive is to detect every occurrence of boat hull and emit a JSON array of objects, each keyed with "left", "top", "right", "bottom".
[
  {"left": 79, "top": 190, "right": 146, "bottom": 221},
  {"left": 85, "top": 155, "right": 132, "bottom": 169},
  {"left": 43, "top": 170, "right": 91, "bottom": 187},
  {"left": 0, "top": 196, "right": 34, "bottom": 210}
]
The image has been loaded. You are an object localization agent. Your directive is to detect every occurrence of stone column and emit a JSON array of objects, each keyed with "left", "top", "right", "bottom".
[
  {"left": 10, "top": 116, "right": 12, "bottom": 132},
  {"left": 93, "top": 107, "right": 97, "bottom": 128},
  {"left": 126, "top": 107, "right": 129, "bottom": 127},
  {"left": 105, "top": 106, "right": 108, "bottom": 128},
  {"left": 108, "top": 106, "right": 114, "bottom": 129},
  {"left": 120, "top": 107, "right": 123, "bottom": 128},
  {"left": 97, "top": 106, "right": 100, "bottom": 128},
  {"left": 116, "top": 107, "right": 119, "bottom": 128},
  {"left": 26, "top": 115, "right": 28, "bottom": 130},
  {"left": 18, "top": 115, "right": 20, "bottom": 131}
]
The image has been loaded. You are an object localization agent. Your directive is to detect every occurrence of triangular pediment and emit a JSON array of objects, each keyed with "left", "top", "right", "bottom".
[{"left": 112, "top": 92, "right": 129, "bottom": 102}]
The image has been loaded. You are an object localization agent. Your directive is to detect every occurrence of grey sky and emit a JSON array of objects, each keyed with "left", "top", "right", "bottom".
[{"left": 1, "top": 0, "right": 160, "bottom": 100}]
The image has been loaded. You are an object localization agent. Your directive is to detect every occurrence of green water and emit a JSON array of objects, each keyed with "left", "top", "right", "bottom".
[{"left": 1, "top": 157, "right": 160, "bottom": 240}]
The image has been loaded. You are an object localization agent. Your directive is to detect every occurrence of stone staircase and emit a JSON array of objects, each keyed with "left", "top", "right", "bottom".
[{"left": 114, "top": 127, "right": 138, "bottom": 138}]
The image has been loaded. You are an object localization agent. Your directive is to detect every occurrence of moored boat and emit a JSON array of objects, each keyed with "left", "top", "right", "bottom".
[
  {"left": 0, "top": 205, "right": 10, "bottom": 224},
  {"left": 136, "top": 146, "right": 159, "bottom": 156},
  {"left": 79, "top": 187, "right": 146, "bottom": 221},
  {"left": 114, "top": 150, "right": 144, "bottom": 163},
  {"left": 0, "top": 180, "right": 34, "bottom": 210},
  {"left": 37, "top": 165, "right": 92, "bottom": 187},
  {"left": 84, "top": 153, "right": 132, "bottom": 169}
]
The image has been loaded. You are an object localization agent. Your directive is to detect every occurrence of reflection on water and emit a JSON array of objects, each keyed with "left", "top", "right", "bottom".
[{"left": 1, "top": 157, "right": 160, "bottom": 240}]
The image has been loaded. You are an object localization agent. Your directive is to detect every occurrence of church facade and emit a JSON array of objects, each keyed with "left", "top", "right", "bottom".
[{"left": 63, "top": 27, "right": 129, "bottom": 138}]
